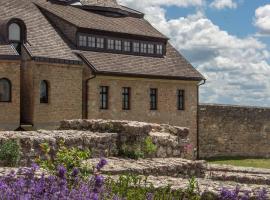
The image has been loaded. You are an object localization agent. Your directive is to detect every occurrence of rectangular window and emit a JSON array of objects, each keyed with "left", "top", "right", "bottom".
[
  {"left": 140, "top": 43, "right": 147, "bottom": 53},
  {"left": 124, "top": 41, "right": 131, "bottom": 52},
  {"left": 178, "top": 90, "right": 185, "bottom": 110},
  {"left": 150, "top": 88, "right": 158, "bottom": 110},
  {"left": 115, "top": 40, "right": 122, "bottom": 51},
  {"left": 148, "top": 44, "right": 154, "bottom": 54},
  {"left": 100, "top": 86, "right": 109, "bottom": 109},
  {"left": 122, "top": 87, "right": 131, "bottom": 110},
  {"left": 133, "top": 42, "right": 140, "bottom": 53},
  {"left": 96, "top": 38, "right": 104, "bottom": 48},
  {"left": 79, "top": 35, "right": 87, "bottom": 47},
  {"left": 108, "top": 39, "right": 114, "bottom": 50},
  {"left": 88, "top": 36, "right": 96, "bottom": 48},
  {"left": 156, "top": 44, "right": 163, "bottom": 55}
]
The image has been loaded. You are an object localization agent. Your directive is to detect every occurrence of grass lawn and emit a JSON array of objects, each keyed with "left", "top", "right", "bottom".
[{"left": 207, "top": 157, "right": 270, "bottom": 169}]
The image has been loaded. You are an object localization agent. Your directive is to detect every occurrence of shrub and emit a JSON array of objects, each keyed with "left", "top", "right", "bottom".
[
  {"left": 0, "top": 139, "right": 20, "bottom": 167},
  {"left": 36, "top": 140, "right": 91, "bottom": 178},
  {"left": 119, "top": 137, "right": 157, "bottom": 160}
]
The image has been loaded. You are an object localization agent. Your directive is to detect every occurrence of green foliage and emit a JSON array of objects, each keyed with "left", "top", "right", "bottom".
[
  {"left": 36, "top": 140, "right": 91, "bottom": 177},
  {"left": 143, "top": 136, "right": 157, "bottom": 156},
  {"left": 105, "top": 174, "right": 203, "bottom": 200},
  {"left": 185, "top": 176, "right": 200, "bottom": 200},
  {"left": 119, "top": 137, "right": 157, "bottom": 160},
  {"left": 0, "top": 140, "right": 20, "bottom": 167}
]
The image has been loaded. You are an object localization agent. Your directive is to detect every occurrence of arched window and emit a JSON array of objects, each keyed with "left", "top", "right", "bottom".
[
  {"left": 40, "top": 80, "right": 49, "bottom": 104},
  {"left": 8, "top": 23, "right": 22, "bottom": 54},
  {"left": 8, "top": 23, "right": 21, "bottom": 41},
  {"left": 0, "top": 78, "right": 12, "bottom": 102}
]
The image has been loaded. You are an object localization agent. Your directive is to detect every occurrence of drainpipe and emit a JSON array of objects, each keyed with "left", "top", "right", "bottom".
[
  {"left": 197, "top": 79, "right": 206, "bottom": 160},
  {"left": 84, "top": 74, "right": 96, "bottom": 119}
]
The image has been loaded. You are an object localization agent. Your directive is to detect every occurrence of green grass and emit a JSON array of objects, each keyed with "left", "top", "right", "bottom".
[{"left": 207, "top": 157, "right": 270, "bottom": 169}]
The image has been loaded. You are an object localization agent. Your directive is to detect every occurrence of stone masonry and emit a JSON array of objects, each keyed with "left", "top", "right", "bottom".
[{"left": 199, "top": 104, "right": 270, "bottom": 158}]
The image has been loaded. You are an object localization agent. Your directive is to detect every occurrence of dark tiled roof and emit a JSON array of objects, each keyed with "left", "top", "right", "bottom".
[
  {"left": 0, "top": 0, "right": 80, "bottom": 62},
  {"left": 80, "top": 0, "right": 121, "bottom": 8},
  {"left": 0, "top": 45, "right": 17, "bottom": 55},
  {"left": 36, "top": 1, "right": 167, "bottom": 39},
  {"left": 79, "top": 43, "right": 204, "bottom": 80}
]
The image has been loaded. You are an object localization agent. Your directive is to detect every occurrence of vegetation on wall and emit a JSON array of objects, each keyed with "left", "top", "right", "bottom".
[{"left": 0, "top": 139, "right": 20, "bottom": 167}]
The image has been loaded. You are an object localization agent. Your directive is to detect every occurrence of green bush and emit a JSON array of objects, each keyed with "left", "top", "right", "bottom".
[
  {"left": 36, "top": 140, "right": 91, "bottom": 178},
  {"left": 0, "top": 140, "right": 20, "bottom": 167},
  {"left": 119, "top": 137, "right": 157, "bottom": 160}
]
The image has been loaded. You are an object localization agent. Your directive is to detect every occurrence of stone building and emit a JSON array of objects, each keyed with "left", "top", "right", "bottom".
[{"left": 0, "top": 0, "right": 204, "bottom": 147}]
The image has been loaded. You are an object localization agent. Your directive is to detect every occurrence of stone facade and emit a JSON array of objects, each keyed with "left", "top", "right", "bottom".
[
  {"left": 88, "top": 76, "right": 199, "bottom": 149},
  {"left": 0, "top": 61, "right": 20, "bottom": 130},
  {"left": 199, "top": 104, "right": 270, "bottom": 158}
]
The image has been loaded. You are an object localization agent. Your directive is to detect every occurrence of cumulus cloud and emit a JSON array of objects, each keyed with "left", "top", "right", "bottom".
[
  {"left": 118, "top": 0, "right": 270, "bottom": 106},
  {"left": 254, "top": 4, "right": 270, "bottom": 35},
  {"left": 209, "top": 0, "right": 237, "bottom": 10}
]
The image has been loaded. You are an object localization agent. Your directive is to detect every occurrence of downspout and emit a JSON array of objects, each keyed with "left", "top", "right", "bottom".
[
  {"left": 84, "top": 74, "right": 96, "bottom": 119},
  {"left": 197, "top": 79, "right": 206, "bottom": 159}
]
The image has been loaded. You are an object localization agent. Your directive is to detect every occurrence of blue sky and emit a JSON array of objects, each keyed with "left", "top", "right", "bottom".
[{"left": 119, "top": 0, "right": 270, "bottom": 107}]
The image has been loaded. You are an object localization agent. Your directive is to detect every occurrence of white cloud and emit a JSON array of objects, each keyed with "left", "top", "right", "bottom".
[
  {"left": 254, "top": 4, "right": 270, "bottom": 35},
  {"left": 210, "top": 0, "right": 237, "bottom": 10},
  {"left": 118, "top": 0, "right": 270, "bottom": 106}
]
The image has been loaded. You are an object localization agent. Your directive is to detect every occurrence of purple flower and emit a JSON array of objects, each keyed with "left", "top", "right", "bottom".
[
  {"left": 95, "top": 175, "right": 104, "bottom": 188},
  {"left": 257, "top": 188, "right": 268, "bottom": 200},
  {"left": 57, "top": 165, "right": 67, "bottom": 179},
  {"left": 71, "top": 168, "right": 79, "bottom": 177},
  {"left": 96, "top": 158, "right": 108, "bottom": 171}
]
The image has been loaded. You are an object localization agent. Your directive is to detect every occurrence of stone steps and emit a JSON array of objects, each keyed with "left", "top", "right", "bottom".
[{"left": 86, "top": 157, "right": 207, "bottom": 178}]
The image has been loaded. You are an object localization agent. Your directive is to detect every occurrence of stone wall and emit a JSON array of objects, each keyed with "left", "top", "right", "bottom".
[
  {"left": 0, "top": 61, "right": 20, "bottom": 130},
  {"left": 199, "top": 104, "right": 270, "bottom": 158},
  {"left": 88, "top": 75, "right": 199, "bottom": 153},
  {"left": 0, "top": 120, "right": 191, "bottom": 166},
  {"left": 60, "top": 119, "right": 192, "bottom": 158}
]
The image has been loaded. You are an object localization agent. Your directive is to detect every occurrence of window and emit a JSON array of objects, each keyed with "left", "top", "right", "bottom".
[
  {"left": 156, "top": 44, "right": 163, "bottom": 55},
  {"left": 108, "top": 39, "right": 114, "bottom": 50},
  {"left": 96, "top": 38, "right": 104, "bottom": 48},
  {"left": 0, "top": 78, "right": 11, "bottom": 102},
  {"left": 88, "top": 36, "right": 96, "bottom": 48},
  {"left": 100, "top": 86, "right": 109, "bottom": 109},
  {"left": 124, "top": 41, "right": 131, "bottom": 52},
  {"left": 115, "top": 40, "right": 122, "bottom": 51},
  {"left": 79, "top": 35, "right": 87, "bottom": 47},
  {"left": 178, "top": 90, "right": 185, "bottom": 110},
  {"left": 150, "top": 88, "right": 157, "bottom": 110},
  {"left": 140, "top": 43, "right": 147, "bottom": 54},
  {"left": 133, "top": 42, "right": 140, "bottom": 53},
  {"left": 148, "top": 44, "right": 154, "bottom": 54},
  {"left": 40, "top": 80, "right": 49, "bottom": 104},
  {"left": 122, "top": 87, "right": 130, "bottom": 110},
  {"left": 9, "top": 23, "right": 22, "bottom": 54}
]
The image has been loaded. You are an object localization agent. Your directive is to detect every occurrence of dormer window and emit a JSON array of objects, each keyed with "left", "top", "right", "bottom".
[
  {"left": 140, "top": 43, "right": 147, "bottom": 54},
  {"left": 124, "top": 41, "right": 131, "bottom": 52},
  {"left": 148, "top": 44, "right": 154, "bottom": 54},
  {"left": 133, "top": 42, "right": 140, "bottom": 53},
  {"left": 96, "top": 38, "right": 104, "bottom": 48},
  {"left": 88, "top": 36, "right": 96, "bottom": 48},
  {"left": 79, "top": 35, "right": 87, "bottom": 47},
  {"left": 115, "top": 40, "right": 122, "bottom": 51},
  {"left": 8, "top": 23, "right": 22, "bottom": 54}
]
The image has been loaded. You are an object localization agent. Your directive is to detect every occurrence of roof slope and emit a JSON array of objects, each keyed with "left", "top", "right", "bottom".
[
  {"left": 36, "top": 1, "right": 167, "bottom": 39},
  {"left": 0, "top": 0, "right": 80, "bottom": 62},
  {"left": 79, "top": 43, "right": 204, "bottom": 80}
]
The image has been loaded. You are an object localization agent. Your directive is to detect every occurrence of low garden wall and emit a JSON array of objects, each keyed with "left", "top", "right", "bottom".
[
  {"left": 0, "top": 119, "right": 192, "bottom": 166},
  {"left": 199, "top": 104, "right": 270, "bottom": 158}
]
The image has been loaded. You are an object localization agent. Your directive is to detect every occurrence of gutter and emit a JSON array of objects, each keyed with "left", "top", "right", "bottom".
[{"left": 197, "top": 79, "right": 206, "bottom": 160}]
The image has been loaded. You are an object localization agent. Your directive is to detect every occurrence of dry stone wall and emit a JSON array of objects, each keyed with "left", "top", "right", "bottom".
[{"left": 199, "top": 104, "right": 270, "bottom": 158}]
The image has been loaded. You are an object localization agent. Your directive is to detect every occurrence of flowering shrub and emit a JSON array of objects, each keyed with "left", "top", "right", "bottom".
[{"left": 0, "top": 158, "right": 268, "bottom": 200}]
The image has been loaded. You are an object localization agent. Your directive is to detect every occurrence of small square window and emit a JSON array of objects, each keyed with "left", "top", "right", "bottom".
[
  {"left": 124, "top": 41, "right": 131, "bottom": 52},
  {"left": 133, "top": 42, "right": 140, "bottom": 53},
  {"left": 108, "top": 39, "right": 114, "bottom": 50},
  {"left": 88, "top": 36, "right": 96, "bottom": 48},
  {"left": 141, "top": 43, "right": 147, "bottom": 54},
  {"left": 96, "top": 38, "right": 104, "bottom": 48},
  {"left": 79, "top": 35, "right": 87, "bottom": 47},
  {"left": 115, "top": 40, "right": 122, "bottom": 51},
  {"left": 148, "top": 44, "right": 154, "bottom": 54},
  {"left": 156, "top": 44, "right": 163, "bottom": 55}
]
